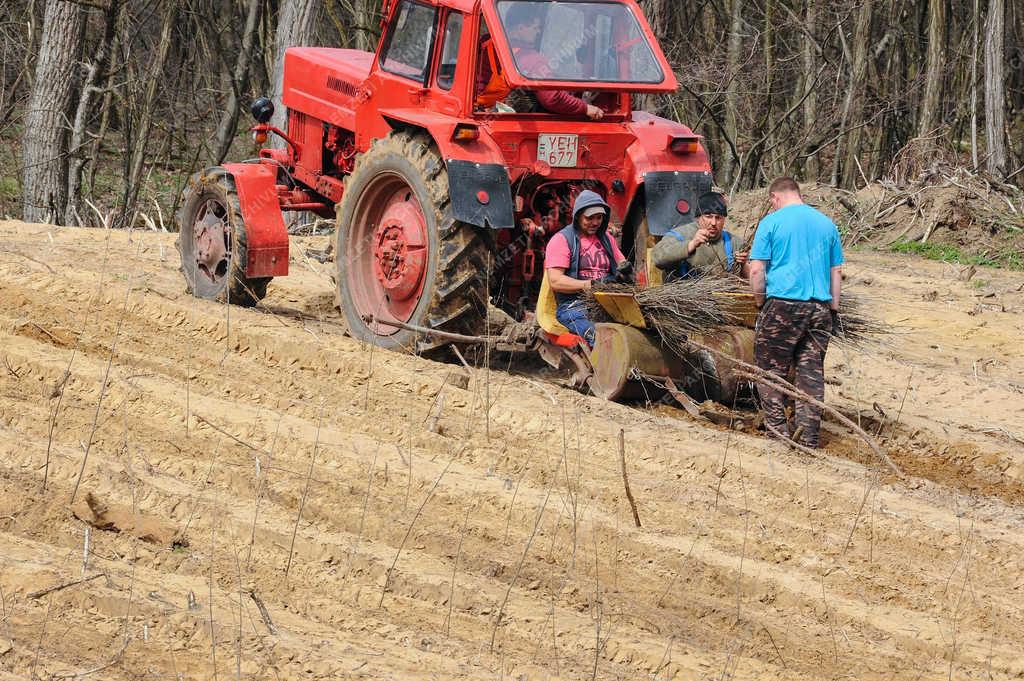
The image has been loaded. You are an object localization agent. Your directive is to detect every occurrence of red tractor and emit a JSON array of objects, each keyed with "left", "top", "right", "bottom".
[{"left": 177, "top": 0, "right": 746, "bottom": 399}]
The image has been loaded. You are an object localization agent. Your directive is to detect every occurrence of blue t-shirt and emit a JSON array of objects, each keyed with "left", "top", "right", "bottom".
[{"left": 749, "top": 204, "right": 844, "bottom": 302}]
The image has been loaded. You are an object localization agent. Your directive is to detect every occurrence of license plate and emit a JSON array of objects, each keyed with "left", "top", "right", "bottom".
[{"left": 537, "top": 134, "right": 579, "bottom": 168}]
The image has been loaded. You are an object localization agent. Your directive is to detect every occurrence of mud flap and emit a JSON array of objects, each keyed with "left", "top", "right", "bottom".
[
  {"left": 221, "top": 162, "right": 289, "bottom": 277},
  {"left": 643, "top": 170, "right": 714, "bottom": 237},
  {"left": 446, "top": 160, "right": 515, "bottom": 229}
]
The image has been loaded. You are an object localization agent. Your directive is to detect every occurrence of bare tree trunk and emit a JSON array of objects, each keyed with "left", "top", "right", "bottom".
[
  {"left": 211, "top": 0, "right": 263, "bottom": 165},
  {"left": 120, "top": 2, "right": 178, "bottom": 229},
  {"left": 18, "top": 0, "right": 43, "bottom": 110},
  {"left": 722, "top": 0, "right": 743, "bottom": 184},
  {"left": 270, "top": 0, "right": 318, "bottom": 143},
  {"left": 84, "top": 25, "right": 122, "bottom": 199},
  {"left": 326, "top": 0, "right": 379, "bottom": 51},
  {"left": 639, "top": 0, "right": 671, "bottom": 113},
  {"left": 984, "top": 0, "right": 1006, "bottom": 174},
  {"left": 20, "top": 0, "right": 82, "bottom": 224},
  {"left": 0, "top": 2, "right": 38, "bottom": 127},
  {"left": 801, "top": 0, "right": 819, "bottom": 179},
  {"left": 65, "top": 0, "right": 122, "bottom": 226},
  {"left": 917, "top": 0, "right": 947, "bottom": 138},
  {"left": 840, "top": 0, "right": 873, "bottom": 188},
  {"left": 970, "top": 0, "right": 980, "bottom": 167}
]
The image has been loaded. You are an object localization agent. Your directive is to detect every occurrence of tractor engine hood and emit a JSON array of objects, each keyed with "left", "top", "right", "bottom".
[{"left": 482, "top": 0, "right": 677, "bottom": 94}]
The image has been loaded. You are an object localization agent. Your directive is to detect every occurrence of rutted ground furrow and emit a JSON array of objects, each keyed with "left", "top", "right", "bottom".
[{"left": 2, "top": 223, "right": 1024, "bottom": 680}]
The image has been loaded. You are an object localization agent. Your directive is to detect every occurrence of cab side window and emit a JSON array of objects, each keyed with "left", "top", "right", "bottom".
[
  {"left": 436, "top": 12, "right": 464, "bottom": 90},
  {"left": 380, "top": 1, "right": 438, "bottom": 83}
]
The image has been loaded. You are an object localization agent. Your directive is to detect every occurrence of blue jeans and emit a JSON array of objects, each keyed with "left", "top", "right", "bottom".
[{"left": 555, "top": 300, "right": 596, "bottom": 347}]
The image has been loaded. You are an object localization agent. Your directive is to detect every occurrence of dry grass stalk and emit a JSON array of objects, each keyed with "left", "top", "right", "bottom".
[
  {"left": 247, "top": 410, "right": 284, "bottom": 570},
  {"left": 380, "top": 447, "right": 465, "bottom": 608},
  {"left": 344, "top": 445, "right": 378, "bottom": 580},
  {"left": 27, "top": 572, "right": 105, "bottom": 599},
  {"left": 285, "top": 403, "right": 325, "bottom": 581},
  {"left": 445, "top": 502, "right": 474, "bottom": 638},
  {"left": 489, "top": 483, "right": 552, "bottom": 652},
  {"left": 618, "top": 429, "right": 641, "bottom": 528}
]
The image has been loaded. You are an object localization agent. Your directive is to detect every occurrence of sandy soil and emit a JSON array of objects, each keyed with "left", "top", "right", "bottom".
[{"left": 1, "top": 220, "right": 1023, "bottom": 680}]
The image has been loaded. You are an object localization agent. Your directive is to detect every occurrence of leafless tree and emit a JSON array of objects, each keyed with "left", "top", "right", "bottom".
[
  {"left": 211, "top": 0, "right": 263, "bottom": 165},
  {"left": 984, "top": 0, "right": 1006, "bottom": 174},
  {"left": 65, "top": 0, "right": 123, "bottom": 226},
  {"left": 918, "top": 0, "right": 947, "bottom": 139},
  {"left": 20, "top": 0, "right": 83, "bottom": 224},
  {"left": 269, "top": 0, "right": 320, "bottom": 141}
]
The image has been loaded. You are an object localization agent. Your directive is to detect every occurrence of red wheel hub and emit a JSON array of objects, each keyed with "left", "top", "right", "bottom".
[
  {"left": 372, "top": 195, "right": 427, "bottom": 304},
  {"left": 193, "top": 199, "right": 231, "bottom": 283},
  {"left": 346, "top": 175, "right": 429, "bottom": 334}
]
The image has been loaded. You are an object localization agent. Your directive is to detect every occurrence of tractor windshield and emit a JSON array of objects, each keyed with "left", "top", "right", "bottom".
[{"left": 495, "top": 1, "right": 664, "bottom": 84}]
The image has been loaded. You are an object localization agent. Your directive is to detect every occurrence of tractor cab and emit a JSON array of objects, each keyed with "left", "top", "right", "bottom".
[{"left": 369, "top": 0, "right": 675, "bottom": 121}]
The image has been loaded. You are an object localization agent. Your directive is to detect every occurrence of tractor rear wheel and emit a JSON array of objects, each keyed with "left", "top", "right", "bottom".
[
  {"left": 176, "top": 167, "right": 270, "bottom": 306},
  {"left": 335, "top": 132, "right": 489, "bottom": 353}
]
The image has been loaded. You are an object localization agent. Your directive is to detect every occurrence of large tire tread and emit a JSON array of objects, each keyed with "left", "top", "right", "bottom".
[{"left": 337, "top": 132, "right": 490, "bottom": 354}]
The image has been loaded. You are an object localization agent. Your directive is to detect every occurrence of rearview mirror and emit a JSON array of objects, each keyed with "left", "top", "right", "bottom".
[{"left": 250, "top": 97, "right": 274, "bottom": 124}]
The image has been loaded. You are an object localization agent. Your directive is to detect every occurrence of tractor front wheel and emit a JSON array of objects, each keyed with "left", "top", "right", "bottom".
[
  {"left": 176, "top": 167, "right": 270, "bottom": 306},
  {"left": 335, "top": 132, "right": 489, "bottom": 353}
]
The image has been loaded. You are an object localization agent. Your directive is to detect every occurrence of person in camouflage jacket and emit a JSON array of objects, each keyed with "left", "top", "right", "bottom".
[{"left": 650, "top": 191, "right": 750, "bottom": 280}]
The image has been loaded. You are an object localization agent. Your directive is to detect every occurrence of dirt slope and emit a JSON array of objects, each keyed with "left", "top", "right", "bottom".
[{"left": 1, "top": 221, "right": 1023, "bottom": 680}]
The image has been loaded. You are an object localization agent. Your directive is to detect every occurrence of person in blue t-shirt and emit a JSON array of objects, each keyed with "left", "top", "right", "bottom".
[{"left": 748, "top": 177, "right": 844, "bottom": 448}]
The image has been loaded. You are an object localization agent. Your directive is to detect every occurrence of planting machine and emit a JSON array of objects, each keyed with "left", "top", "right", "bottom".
[{"left": 177, "top": 0, "right": 754, "bottom": 403}]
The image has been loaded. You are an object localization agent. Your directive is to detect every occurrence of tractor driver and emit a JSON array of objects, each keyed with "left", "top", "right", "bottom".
[
  {"left": 476, "top": 6, "right": 604, "bottom": 120},
  {"left": 650, "top": 191, "right": 750, "bottom": 280},
  {"left": 545, "top": 190, "right": 633, "bottom": 347}
]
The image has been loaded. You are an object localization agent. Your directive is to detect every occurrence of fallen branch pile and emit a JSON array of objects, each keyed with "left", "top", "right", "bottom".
[
  {"left": 725, "top": 164, "right": 1024, "bottom": 271},
  {"left": 847, "top": 163, "right": 1024, "bottom": 248},
  {"left": 583, "top": 276, "right": 749, "bottom": 349},
  {"left": 832, "top": 292, "right": 889, "bottom": 349},
  {"left": 583, "top": 276, "right": 886, "bottom": 353}
]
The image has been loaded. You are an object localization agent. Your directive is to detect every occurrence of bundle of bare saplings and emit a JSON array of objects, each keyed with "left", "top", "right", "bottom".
[{"left": 581, "top": 275, "right": 884, "bottom": 356}]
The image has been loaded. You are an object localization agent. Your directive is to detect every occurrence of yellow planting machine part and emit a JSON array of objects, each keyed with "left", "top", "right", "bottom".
[{"left": 588, "top": 290, "right": 756, "bottom": 403}]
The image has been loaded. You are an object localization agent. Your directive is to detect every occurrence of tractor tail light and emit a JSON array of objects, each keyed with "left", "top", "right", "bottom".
[
  {"left": 669, "top": 136, "right": 700, "bottom": 154},
  {"left": 253, "top": 130, "right": 268, "bottom": 145},
  {"left": 452, "top": 124, "right": 480, "bottom": 142}
]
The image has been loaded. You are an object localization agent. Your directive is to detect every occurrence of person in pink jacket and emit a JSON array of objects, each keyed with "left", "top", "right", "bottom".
[{"left": 477, "top": 5, "right": 604, "bottom": 119}]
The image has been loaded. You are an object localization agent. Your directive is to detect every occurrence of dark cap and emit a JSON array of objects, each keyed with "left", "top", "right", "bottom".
[{"left": 695, "top": 192, "right": 728, "bottom": 217}]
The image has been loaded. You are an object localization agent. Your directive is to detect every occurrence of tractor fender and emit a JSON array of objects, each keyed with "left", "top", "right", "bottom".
[
  {"left": 624, "top": 112, "right": 714, "bottom": 237},
  {"left": 221, "top": 162, "right": 290, "bottom": 277},
  {"left": 379, "top": 108, "right": 515, "bottom": 229}
]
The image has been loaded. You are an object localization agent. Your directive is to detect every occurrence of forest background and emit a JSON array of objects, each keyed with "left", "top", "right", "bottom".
[{"left": 1, "top": 0, "right": 1022, "bottom": 231}]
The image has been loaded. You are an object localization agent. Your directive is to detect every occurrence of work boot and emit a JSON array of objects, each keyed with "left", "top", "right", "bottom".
[{"left": 793, "top": 425, "right": 821, "bottom": 449}]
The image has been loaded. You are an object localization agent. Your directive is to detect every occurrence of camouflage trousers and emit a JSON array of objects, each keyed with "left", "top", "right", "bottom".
[{"left": 754, "top": 299, "right": 833, "bottom": 447}]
